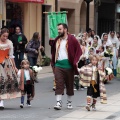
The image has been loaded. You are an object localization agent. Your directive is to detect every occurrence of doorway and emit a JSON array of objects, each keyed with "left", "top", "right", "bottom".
[{"left": 6, "top": 2, "right": 23, "bottom": 38}]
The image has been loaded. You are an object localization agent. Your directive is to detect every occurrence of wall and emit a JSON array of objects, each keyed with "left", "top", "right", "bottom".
[
  {"left": 23, "top": 3, "right": 42, "bottom": 40},
  {"left": 89, "top": 1, "right": 95, "bottom": 30},
  {"left": 2, "top": 0, "right": 6, "bottom": 26},
  {"left": 0, "top": 0, "right": 3, "bottom": 28},
  {"left": 58, "top": 0, "right": 95, "bottom": 35},
  {"left": 44, "top": 6, "right": 52, "bottom": 57},
  {"left": 58, "top": 0, "right": 77, "bottom": 34}
]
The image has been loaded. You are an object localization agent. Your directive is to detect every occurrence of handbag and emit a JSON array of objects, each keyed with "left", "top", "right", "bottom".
[{"left": 24, "top": 40, "right": 33, "bottom": 53}]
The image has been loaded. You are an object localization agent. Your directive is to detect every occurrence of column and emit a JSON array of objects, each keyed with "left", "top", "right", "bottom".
[{"left": 0, "top": 0, "right": 2, "bottom": 28}]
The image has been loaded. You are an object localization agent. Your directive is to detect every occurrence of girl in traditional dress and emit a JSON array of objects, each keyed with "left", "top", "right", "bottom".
[
  {"left": 83, "top": 31, "right": 93, "bottom": 46},
  {"left": 78, "top": 55, "right": 107, "bottom": 111},
  {"left": 108, "top": 31, "right": 119, "bottom": 50},
  {"left": 17, "top": 60, "right": 35, "bottom": 108},
  {"left": 101, "top": 33, "right": 113, "bottom": 50},
  {"left": 0, "top": 28, "right": 21, "bottom": 110},
  {"left": 91, "top": 36, "right": 100, "bottom": 54}
]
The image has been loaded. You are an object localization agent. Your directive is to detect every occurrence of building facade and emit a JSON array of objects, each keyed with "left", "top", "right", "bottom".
[
  {"left": 0, "top": 0, "right": 55, "bottom": 57},
  {"left": 0, "top": 0, "right": 95, "bottom": 57},
  {"left": 58, "top": 0, "right": 95, "bottom": 35},
  {"left": 96, "top": 0, "right": 120, "bottom": 36}
]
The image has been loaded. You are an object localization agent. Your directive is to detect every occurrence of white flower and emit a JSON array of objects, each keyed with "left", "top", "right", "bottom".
[
  {"left": 77, "top": 68, "right": 80, "bottom": 72},
  {"left": 32, "top": 66, "right": 42, "bottom": 73},
  {"left": 105, "top": 67, "right": 113, "bottom": 75}
]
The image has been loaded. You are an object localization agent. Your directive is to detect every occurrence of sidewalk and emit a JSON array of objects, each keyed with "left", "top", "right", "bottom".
[
  {"left": 38, "top": 66, "right": 120, "bottom": 120},
  {"left": 55, "top": 93, "right": 120, "bottom": 120},
  {"left": 37, "top": 65, "right": 54, "bottom": 79}
]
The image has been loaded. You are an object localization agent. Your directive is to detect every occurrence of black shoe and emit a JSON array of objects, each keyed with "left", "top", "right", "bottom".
[
  {"left": 20, "top": 103, "right": 24, "bottom": 108},
  {"left": 53, "top": 87, "right": 56, "bottom": 91},
  {"left": 34, "top": 79, "right": 39, "bottom": 83},
  {"left": 0, "top": 106, "right": 4, "bottom": 110},
  {"left": 27, "top": 100, "right": 31, "bottom": 107}
]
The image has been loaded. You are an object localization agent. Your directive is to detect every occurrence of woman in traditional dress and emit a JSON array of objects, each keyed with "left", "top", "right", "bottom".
[
  {"left": 112, "top": 42, "right": 118, "bottom": 76},
  {"left": 91, "top": 36, "right": 101, "bottom": 54},
  {"left": 108, "top": 31, "right": 119, "bottom": 50},
  {"left": 0, "top": 28, "right": 21, "bottom": 109},
  {"left": 101, "top": 33, "right": 113, "bottom": 50}
]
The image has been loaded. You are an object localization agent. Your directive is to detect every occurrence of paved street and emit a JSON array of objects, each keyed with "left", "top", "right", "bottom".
[{"left": 0, "top": 66, "right": 120, "bottom": 120}]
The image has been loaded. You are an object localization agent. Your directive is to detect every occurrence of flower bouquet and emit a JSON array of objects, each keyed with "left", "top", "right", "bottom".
[
  {"left": 30, "top": 66, "right": 42, "bottom": 83},
  {"left": 104, "top": 47, "right": 113, "bottom": 59},
  {"left": 104, "top": 67, "right": 114, "bottom": 83},
  {"left": 92, "top": 43, "right": 98, "bottom": 48}
]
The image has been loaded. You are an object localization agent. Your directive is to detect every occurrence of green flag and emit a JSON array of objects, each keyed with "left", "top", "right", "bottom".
[
  {"left": 48, "top": 11, "right": 67, "bottom": 39},
  {"left": 61, "top": 11, "right": 67, "bottom": 23},
  {"left": 56, "top": 12, "right": 61, "bottom": 24}
]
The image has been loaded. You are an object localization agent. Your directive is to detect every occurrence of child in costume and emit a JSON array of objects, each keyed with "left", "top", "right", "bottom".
[
  {"left": 18, "top": 60, "right": 35, "bottom": 108},
  {"left": 86, "top": 47, "right": 95, "bottom": 65},
  {"left": 78, "top": 55, "right": 107, "bottom": 111},
  {"left": 98, "top": 46, "right": 105, "bottom": 71}
]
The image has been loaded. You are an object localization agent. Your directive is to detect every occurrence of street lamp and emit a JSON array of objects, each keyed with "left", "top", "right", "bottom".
[{"left": 84, "top": 0, "right": 93, "bottom": 31}]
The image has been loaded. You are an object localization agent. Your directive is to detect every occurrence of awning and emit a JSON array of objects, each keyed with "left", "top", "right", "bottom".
[{"left": 6, "top": 0, "right": 44, "bottom": 3}]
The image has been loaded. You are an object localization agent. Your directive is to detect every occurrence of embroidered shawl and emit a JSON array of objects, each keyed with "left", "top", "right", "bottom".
[{"left": 79, "top": 64, "right": 107, "bottom": 104}]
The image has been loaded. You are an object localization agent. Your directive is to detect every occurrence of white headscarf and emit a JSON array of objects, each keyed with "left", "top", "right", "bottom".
[
  {"left": 94, "top": 35, "right": 102, "bottom": 46},
  {"left": 101, "top": 33, "right": 113, "bottom": 48},
  {"left": 76, "top": 32, "right": 83, "bottom": 41},
  {"left": 108, "top": 31, "right": 118, "bottom": 39},
  {"left": 108, "top": 31, "right": 119, "bottom": 49}
]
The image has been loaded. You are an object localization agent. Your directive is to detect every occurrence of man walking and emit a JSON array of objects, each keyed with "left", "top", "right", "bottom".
[
  {"left": 11, "top": 26, "right": 27, "bottom": 69},
  {"left": 51, "top": 23, "right": 82, "bottom": 110}
]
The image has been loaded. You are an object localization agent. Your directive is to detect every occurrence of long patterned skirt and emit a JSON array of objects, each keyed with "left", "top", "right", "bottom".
[{"left": 0, "top": 58, "right": 21, "bottom": 99}]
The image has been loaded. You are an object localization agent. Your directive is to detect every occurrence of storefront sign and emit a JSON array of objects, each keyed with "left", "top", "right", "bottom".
[{"left": 6, "top": 0, "right": 44, "bottom": 3}]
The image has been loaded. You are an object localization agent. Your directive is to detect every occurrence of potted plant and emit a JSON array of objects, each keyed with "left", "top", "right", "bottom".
[{"left": 41, "top": 56, "right": 51, "bottom": 66}]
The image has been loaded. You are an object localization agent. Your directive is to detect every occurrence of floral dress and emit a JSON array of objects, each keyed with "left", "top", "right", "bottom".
[{"left": 0, "top": 40, "right": 21, "bottom": 99}]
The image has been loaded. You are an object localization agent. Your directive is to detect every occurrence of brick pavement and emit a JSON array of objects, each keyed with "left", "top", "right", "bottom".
[{"left": 55, "top": 93, "right": 120, "bottom": 120}]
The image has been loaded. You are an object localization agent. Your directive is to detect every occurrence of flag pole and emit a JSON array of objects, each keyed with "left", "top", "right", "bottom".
[{"left": 43, "top": 11, "right": 68, "bottom": 14}]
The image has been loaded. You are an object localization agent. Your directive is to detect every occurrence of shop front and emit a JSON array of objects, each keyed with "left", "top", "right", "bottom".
[{"left": 3, "top": 0, "right": 55, "bottom": 57}]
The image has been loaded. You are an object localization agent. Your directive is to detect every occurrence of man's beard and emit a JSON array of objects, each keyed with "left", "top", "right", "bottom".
[{"left": 58, "top": 32, "right": 65, "bottom": 38}]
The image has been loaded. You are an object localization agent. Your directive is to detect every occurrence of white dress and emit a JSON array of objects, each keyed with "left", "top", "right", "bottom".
[
  {"left": 0, "top": 40, "right": 21, "bottom": 100},
  {"left": 112, "top": 47, "right": 118, "bottom": 69}
]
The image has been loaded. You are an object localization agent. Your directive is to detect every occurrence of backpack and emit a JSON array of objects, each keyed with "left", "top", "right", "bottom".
[{"left": 24, "top": 40, "right": 33, "bottom": 53}]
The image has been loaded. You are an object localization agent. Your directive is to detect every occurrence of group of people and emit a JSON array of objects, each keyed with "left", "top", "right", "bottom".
[
  {"left": 76, "top": 29, "right": 120, "bottom": 111},
  {"left": 50, "top": 24, "right": 119, "bottom": 111},
  {"left": 0, "top": 23, "right": 119, "bottom": 112},
  {"left": 0, "top": 26, "right": 42, "bottom": 109},
  {"left": 77, "top": 29, "right": 119, "bottom": 78}
]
